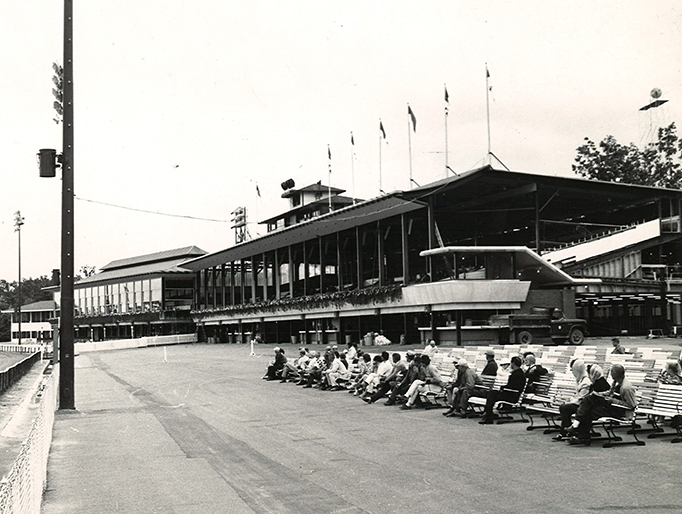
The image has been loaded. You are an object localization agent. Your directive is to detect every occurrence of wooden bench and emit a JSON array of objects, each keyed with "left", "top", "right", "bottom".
[
  {"left": 524, "top": 374, "right": 576, "bottom": 432},
  {"left": 631, "top": 383, "right": 682, "bottom": 443}
]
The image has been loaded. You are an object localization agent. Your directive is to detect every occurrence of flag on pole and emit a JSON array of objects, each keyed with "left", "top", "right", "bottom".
[
  {"left": 328, "top": 145, "right": 331, "bottom": 160},
  {"left": 379, "top": 120, "right": 386, "bottom": 139},
  {"left": 444, "top": 84, "right": 449, "bottom": 103},
  {"left": 408, "top": 105, "right": 417, "bottom": 132},
  {"left": 486, "top": 65, "right": 492, "bottom": 91},
  {"left": 256, "top": 184, "right": 261, "bottom": 197},
  {"left": 351, "top": 132, "right": 354, "bottom": 145}
]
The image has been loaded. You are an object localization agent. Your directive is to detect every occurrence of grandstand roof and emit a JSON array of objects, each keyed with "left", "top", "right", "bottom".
[{"left": 100, "top": 246, "right": 206, "bottom": 271}]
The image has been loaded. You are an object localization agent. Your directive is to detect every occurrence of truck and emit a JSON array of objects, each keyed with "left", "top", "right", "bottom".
[{"left": 506, "top": 307, "right": 587, "bottom": 345}]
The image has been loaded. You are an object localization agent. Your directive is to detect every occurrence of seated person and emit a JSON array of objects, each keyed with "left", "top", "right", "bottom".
[
  {"left": 345, "top": 342, "right": 358, "bottom": 363},
  {"left": 353, "top": 355, "right": 382, "bottom": 396},
  {"left": 479, "top": 356, "right": 526, "bottom": 424},
  {"left": 281, "top": 348, "right": 309, "bottom": 382},
  {"left": 481, "top": 349, "right": 498, "bottom": 376},
  {"left": 264, "top": 347, "right": 287, "bottom": 380},
  {"left": 611, "top": 338, "right": 628, "bottom": 354},
  {"left": 323, "top": 351, "right": 350, "bottom": 390},
  {"left": 299, "top": 351, "right": 325, "bottom": 387},
  {"left": 423, "top": 340, "right": 439, "bottom": 356},
  {"left": 522, "top": 352, "right": 548, "bottom": 393},
  {"left": 444, "top": 359, "right": 477, "bottom": 417},
  {"left": 401, "top": 355, "right": 445, "bottom": 409},
  {"left": 362, "top": 351, "right": 392, "bottom": 397},
  {"left": 553, "top": 359, "right": 591, "bottom": 439},
  {"left": 349, "top": 353, "right": 373, "bottom": 393},
  {"left": 567, "top": 364, "right": 637, "bottom": 445},
  {"left": 385, "top": 351, "right": 420, "bottom": 405},
  {"left": 657, "top": 361, "right": 682, "bottom": 385},
  {"left": 365, "top": 353, "right": 408, "bottom": 403}
]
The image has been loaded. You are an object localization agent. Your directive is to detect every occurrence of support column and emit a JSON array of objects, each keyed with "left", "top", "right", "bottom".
[
  {"left": 356, "top": 226, "right": 362, "bottom": 288},
  {"left": 377, "top": 221, "right": 385, "bottom": 286},
  {"left": 401, "top": 214, "right": 409, "bottom": 285}
]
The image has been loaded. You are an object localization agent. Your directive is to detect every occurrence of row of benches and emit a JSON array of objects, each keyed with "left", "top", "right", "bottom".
[{"left": 405, "top": 346, "right": 682, "bottom": 448}]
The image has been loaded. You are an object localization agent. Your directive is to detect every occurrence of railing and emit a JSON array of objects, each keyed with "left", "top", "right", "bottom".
[
  {"left": 0, "top": 352, "right": 42, "bottom": 397},
  {"left": 0, "top": 361, "right": 57, "bottom": 513}
]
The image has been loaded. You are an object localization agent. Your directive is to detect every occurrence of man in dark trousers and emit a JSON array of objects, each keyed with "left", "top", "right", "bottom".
[{"left": 479, "top": 356, "right": 526, "bottom": 424}]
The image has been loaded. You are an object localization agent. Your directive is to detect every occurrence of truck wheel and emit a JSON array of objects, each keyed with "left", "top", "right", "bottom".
[
  {"left": 568, "top": 328, "right": 585, "bottom": 346},
  {"left": 517, "top": 330, "right": 533, "bottom": 344}
]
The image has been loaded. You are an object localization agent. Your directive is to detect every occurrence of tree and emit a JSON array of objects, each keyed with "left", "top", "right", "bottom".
[
  {"left": 572, "top": 122, "right": 682, "bottom": 189},
  {"left": 78, "top": 265, "right": 96, "bottom": 279}
]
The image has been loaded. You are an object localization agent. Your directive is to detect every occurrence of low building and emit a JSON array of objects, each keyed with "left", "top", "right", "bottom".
[
  {"left": 1, "top": 300, "right": 59, "bottom": 344},
  {"left": 51, "top": 246, "right": 206, "bottom": 342}
]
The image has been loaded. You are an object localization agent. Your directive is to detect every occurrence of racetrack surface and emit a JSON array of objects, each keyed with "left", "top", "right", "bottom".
[{"left": 43, "top": 342, "right": 682, "bottom": 514}]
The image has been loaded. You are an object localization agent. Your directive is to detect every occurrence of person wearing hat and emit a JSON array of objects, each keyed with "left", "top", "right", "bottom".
[
  {"left": 443, "top": 358, "right": 477, "bottom": 417},
  {"left": 481, "top": 349, "right": 498, "bottom": 376},
  {"left": 611, "top": 338, "right": 627, "bottom": 354}
]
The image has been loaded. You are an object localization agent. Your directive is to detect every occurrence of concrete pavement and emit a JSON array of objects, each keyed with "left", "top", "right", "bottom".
[{"left": 41, "top": 341, "right": 682, "bottom": 514}]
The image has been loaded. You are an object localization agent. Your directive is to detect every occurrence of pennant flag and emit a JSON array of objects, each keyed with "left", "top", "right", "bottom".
[
  {"left": 379, "top": 120, "right": 386, "bottom": 139},
  {"left": 486, "top": 65, "right": 492, "bottom": 91},
  {"left": 408, "top": 105, "right": 417, "bottom": 132},
  {"left": 256, "top": 184, "right": 261, "bottom": 197},
  {"left": 351, "top": 132, "right": 354, "bottom": 145},
  {"left": 328, "top": 145, "right": 331, "bottom": 160},
  {"left": 444, "top": 84, "right": 449, "bottom": 103}
]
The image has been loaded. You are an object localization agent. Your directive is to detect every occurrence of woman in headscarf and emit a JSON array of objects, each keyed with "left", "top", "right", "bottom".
[
  {"left": 587, "top": 364, "right": 611, "bottom": 394},
  {"left": 554, "top": 360, "right": 592, "bottom": 440},
  {"left": 657, "top": 361, "right": 682, "bottom": 385}
]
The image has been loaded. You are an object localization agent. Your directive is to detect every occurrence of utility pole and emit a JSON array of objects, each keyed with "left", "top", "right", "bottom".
[
  {"left": 13, "top": 212, "right": 24, "bottom": 346},
  {"left": 60, "top": 0, "right": 75, "bottom": 409},
  {"left": 37, "top": 0, "right": 74, "bottom": 409}
]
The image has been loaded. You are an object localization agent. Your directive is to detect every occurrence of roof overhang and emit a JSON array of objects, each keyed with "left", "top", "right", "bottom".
[
  {"left": 183, "top": 194, "right": 426, "bottom": 271},
  {"left": 420, "top": 246, "right": 600, "bottom": 287}
]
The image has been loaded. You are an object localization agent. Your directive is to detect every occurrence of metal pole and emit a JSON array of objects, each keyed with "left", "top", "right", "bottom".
[
  {"left": 485, "top": 63, "right": 491, "bottom": 158},
  {"left": 60, "top": 0, "right": 75, "bottom": 410},
  {"left": 14, "top": 212, "right": 24, "bottom": 346}
]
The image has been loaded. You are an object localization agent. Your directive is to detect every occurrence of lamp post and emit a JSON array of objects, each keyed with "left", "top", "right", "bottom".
[{"left": 13, "top": 211, "right": 24, "bottom": 346}]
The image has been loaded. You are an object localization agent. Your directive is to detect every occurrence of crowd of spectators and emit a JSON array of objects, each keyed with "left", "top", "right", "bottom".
[{"left": 263, "top": 340, "right": 681, "bottom": 447}]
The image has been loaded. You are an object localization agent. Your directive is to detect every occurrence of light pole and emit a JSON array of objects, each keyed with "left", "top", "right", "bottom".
[
  {"left": 13, "top": 211, "right": 24, "bottom": 346},
  {"left": 38, "top": 0, "right": 75, "bottom": 409}
]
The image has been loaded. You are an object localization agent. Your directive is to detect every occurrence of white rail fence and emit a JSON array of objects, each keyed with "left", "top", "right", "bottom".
[{"left": 0, "top": 364, "right": 57, "bottom": 514}]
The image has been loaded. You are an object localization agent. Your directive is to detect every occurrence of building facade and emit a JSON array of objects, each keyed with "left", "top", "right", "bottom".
[
  {"left": 1, "top": 300, "right": 59, "bottom": 344},
  {"left": 51, "top": 246, "right": 206, "bottom": 342},
  {"left": 183, "top": 166, "right": 682, "bottom": 343}
]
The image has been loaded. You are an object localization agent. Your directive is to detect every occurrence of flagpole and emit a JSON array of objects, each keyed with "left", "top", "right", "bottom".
[
  {"left": 444, "top": 84, "right": 449, "bottom": 178},
  {"left": 379, "top": 120, "right": 383, "bottom": 194},
  {"left": 485, "top": 63, "right": 492, "bottom": 161},
  {"left": 407, "top": 104, "right": 413, "bottom": 189},
  {"left": 327, "top": 145, "right": 332, "bottom": 211},
  {"left": 350, "top": 132, "right": 356, "bottom": 204}
]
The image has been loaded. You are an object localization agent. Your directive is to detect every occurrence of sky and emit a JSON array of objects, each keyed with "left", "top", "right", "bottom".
[{"left": 1, "top": 0, "right": 681, "bottom": 282}]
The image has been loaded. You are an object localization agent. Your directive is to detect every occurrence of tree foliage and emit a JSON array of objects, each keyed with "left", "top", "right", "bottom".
[
  {"left": 0, "top": 276, "right": 54, "bottom": 342},
  {"left": 572, "top": 122, "right": 682, "bottom": 189}
]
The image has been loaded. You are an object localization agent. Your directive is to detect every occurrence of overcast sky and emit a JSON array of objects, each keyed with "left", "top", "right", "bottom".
[{"left": 1, "top": 0, "right": 681, "bottom": 281}]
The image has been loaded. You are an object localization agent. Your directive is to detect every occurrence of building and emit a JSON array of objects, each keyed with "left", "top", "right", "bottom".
[
  {"left": 182, "top": 165, "right": 682, "bottom": 344},
  {"left": 1, "top": 300, "right": 59, "bottom": 344},
  {"left": 51, "top": 246, "right": 206, "bottom": 342}
]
